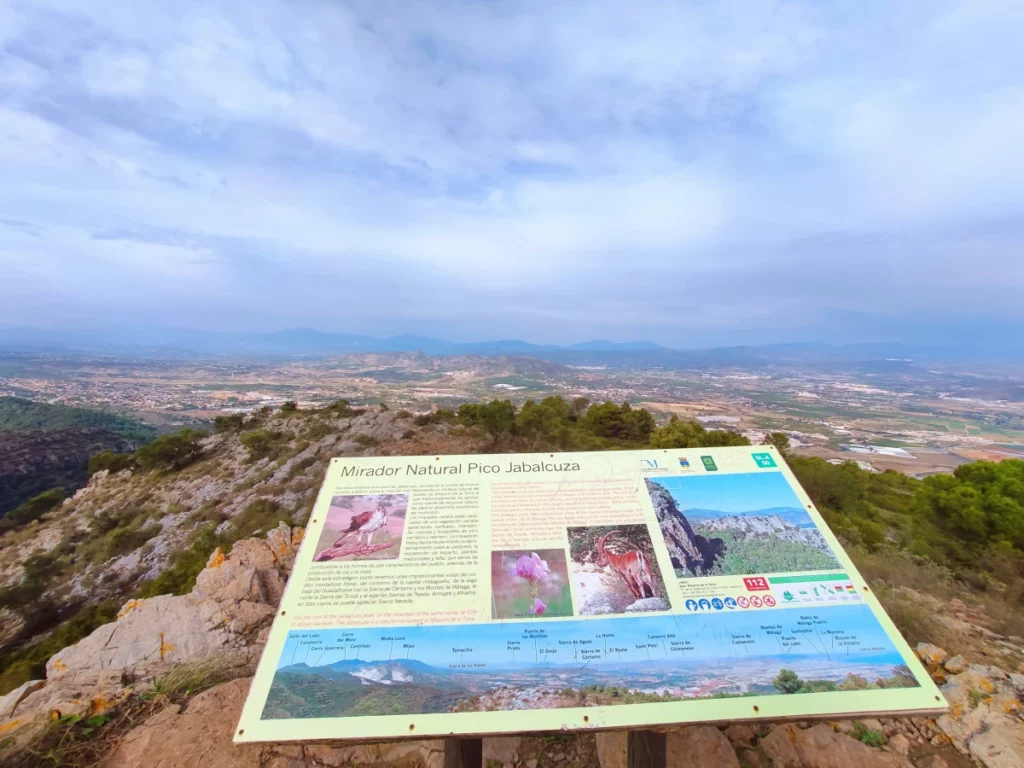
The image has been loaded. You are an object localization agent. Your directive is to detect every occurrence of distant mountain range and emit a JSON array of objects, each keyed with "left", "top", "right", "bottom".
[
  {"left": 0, "top": 325, "right": 1019, "bottom": 366},
  {"left": 0, "top": 326, "right": 662, "bottom": 358},
  {"left": 682, "top": 506, "right": 816, "bottom": 529}
]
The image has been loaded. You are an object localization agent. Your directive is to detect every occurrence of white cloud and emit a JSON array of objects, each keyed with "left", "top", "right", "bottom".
[{"left": 0, "top": 0, "right": 1022, "bottom": 341}]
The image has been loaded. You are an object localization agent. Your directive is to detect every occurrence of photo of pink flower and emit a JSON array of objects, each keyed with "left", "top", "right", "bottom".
[{"left": 490, "top": 549, "right": 572, "bottom": 619}]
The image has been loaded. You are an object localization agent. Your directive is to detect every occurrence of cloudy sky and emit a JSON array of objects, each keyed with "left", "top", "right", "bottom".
[{"left": 1, "top": 0, "right": 1022, "bottom": 346}]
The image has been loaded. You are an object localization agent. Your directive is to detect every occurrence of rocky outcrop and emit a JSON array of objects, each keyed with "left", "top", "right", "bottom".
[
  {"left": 759, "top": 723, "right": 913, "bottom": 768},
  {"left": 934, "top": 663, "right": 1024, "bottom": 767},
  {"left": 645, "top": 479, "right": 724, "bottom": 575},
  {"left": 0, "top": 523, "right": 303, "bottom": 743},
  {"left": 697, "top": 514, "right": 834, "bottom": 551}
]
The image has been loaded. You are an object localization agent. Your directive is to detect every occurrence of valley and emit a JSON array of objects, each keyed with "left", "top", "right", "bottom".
[{"left": 3, "top": 347, "right": 1023, "bottom": 480}]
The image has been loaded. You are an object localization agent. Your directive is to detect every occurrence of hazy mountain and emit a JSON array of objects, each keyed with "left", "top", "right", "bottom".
[
  {"left": 3, "top": 325, "right": 1018, "bottom": 366},
  {"left": 682, "top": 506, "right": 814, "bottom": 529}
]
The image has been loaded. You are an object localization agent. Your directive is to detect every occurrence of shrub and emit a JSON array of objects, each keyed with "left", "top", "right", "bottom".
[
  {"left": 280, "top": 401, "right": 298, "bottom": 413},
  {"left": 87, "top": 450, "right": 137, "bottom": 475},
  {"left": 134, "top": 428, "right": 208, "bottom": 472},
  {"left": 213, "top": 413, "right": 246, "bottom": 433},
  {"left": 352, "top": 433, "right": 380, "bottom": 448},
  {"left": 225, "top": 499, "right": 292, "bottom": 541},
  {"left": 240, "top": 428, "right": 283, "bottom": 460},
  {"left": 326, "top": 398, "right": 363, "bottom": 416},
  {"left": 1, "top": 488, "right": 64, "bottom": 529}
]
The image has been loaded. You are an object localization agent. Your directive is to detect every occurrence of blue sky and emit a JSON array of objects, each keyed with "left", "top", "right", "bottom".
[
  {"left": 276, "top": 605, "right": 898, "bottom": 668},
  {"left": 2, "top": 1, "right": 1023, "bottom": 346},
  {"left": 656, "top": 472, "right": 804, "bottom": 514}
]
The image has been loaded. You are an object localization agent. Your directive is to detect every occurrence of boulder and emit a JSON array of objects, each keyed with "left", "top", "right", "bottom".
[
  {"left": 936, "top": 666, "right": 1024, "bottom": 768},
  {"left": 759, "top": 724, "right": 912, "bottom": 768},
  {"left": 916, "top": 643, "right": 948, "bottom": 667},
  {"left": 723, "top": 723, "right": 758, "bottom": 747},
  {"left": 886, "top": 733, "right": 910, "bottom": 755},
  {"left": 666, "top": 726, "right": 739, "bottom": 768},
  {"left": 0, "top": 680, "right": 44, "bottom": 719},
  {"left": 624, "top": 597, "right": 671, "bottom": 612},
  {"left": 1, "top": 524, "right": 303, "bottom": 739},
  {"left": 943, "top": 655, "right": 966, "bottom": 674}
]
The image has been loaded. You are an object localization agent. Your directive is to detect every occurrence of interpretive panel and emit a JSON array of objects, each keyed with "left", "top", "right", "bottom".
[{"left": 236, "top": 447, "right": 945, "bottom": 743}]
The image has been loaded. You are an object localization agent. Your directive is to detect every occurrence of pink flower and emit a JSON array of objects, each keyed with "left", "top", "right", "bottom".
[
  {"left": 531, "top": 598, "right": 547, "bottom": 615},
  {"left": 512, "top": 552, "right": 551, "bottom": 582}
]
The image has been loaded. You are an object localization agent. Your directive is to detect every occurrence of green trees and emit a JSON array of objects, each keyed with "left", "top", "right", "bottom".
[
  {"left": 762, "top": 432, "right": 790, "bottom": 453},
  {"left": 773, "top": 669, "right": 802, "bottom": 694},
  {"left": 240, "top": 428, "right": 283, "bottom": 460},
  {"left": 214, "top": 413, "right": 246, "bottom": 433},
  {"left": 911, "top": 459, "right": 1024, "bottom": 564},
  {"left": 87, "top": 450, "right": 137, "bottom": 475},
  {"left": 447, "top": 396, "right": 747, "bottom": 451},
  {"left": 581, "top": 402, "right": 655, "bottom": 442},
  {"left": 133, "top": 428, "right": 208, "bottom": 471},
  {"left": 457, "top": 400, "right": 517, "bottom": 438},
  {"left": 649, "top": 416, "right": 750, "bottom": 448},
  {"left": 280, "top": 401, "right": 298, "bottom": 413}
]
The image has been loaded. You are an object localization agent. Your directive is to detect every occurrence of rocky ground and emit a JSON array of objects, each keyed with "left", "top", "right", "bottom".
[
  {"left": 0, "top": 523, "right": 1020, "bottom": 768},
  {"left": 0, "top": 407, "right": 484, "bottom": 649}
]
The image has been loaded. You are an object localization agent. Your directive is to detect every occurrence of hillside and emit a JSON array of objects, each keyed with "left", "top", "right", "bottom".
[
  {"left": 0, "top": 398, "right": 156, "bottom": 517},
  {"left": 0, "top": 397, "right": 1021, "bottom": 766},
  {"left": 0, "top": 397, "right": 155, "bottom": 438}
]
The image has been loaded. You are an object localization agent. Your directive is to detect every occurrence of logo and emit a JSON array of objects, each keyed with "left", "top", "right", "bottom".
[
  {"left": 638, "top": 458, "right": 668, "bottom": 473},
  {"left": 782, "top": 590, "right": 796, "bottom": 602},
  {"left": 724, "top": 597, "right": 737, "bottom": 609},
  {"left": 697, "top": 598, "right": 711, "bottom": 611},
  {"left": 711, "top": 597, "right": 724, "bottom": 610},
  {"left": 678, "top": 456, "right": 691, "bottom": 469},
  {"left": 751, "top": 452, "right": 777, "bottom": 468},
  {"left": 749, "top": 595, "right": 763, "bottom": 608},
  {"left": 743, "top": 577, "right": 770, "bottom": 591},
  {"left": 736, "top": 596, "right": 750, "bottom": 608},
  {"left": 700, "top": 455, "right": 718, "bottom": 471},
  {"left": 685, "top": 599, "right": 699, "bottom": 612},
  {"left": 763, "top": 595, "right": 777, "bottom": 607}
]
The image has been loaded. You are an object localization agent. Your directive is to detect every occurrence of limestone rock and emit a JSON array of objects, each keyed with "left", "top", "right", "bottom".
[
  {"left": 723, "top": 723, "right": 757, "bottom": 747},
  {"left": 46, "top": 522, "right": 301, "bottom": 687},
  {"left": 483, "top": 736, "right": 521, "bottom": 766},
  {"left": 46, "top": 592, "right": 242, "bottom": 683},
  {"left": 644, "top": 479, "right": 725, "bottom": 575},
  {"left": 887, "top": 733, "right": 910, "bottom": 755},
  {"left": 936, "top": 666, "right": 1024, "bottom": 768},
  {"left": 759, "top": 723, "right": 912, "bottom": 768},
  {"left": 943, "top": 655, "right": 966, "bottom": 674},
  {"left": 1, "top": 524, "right": 303, "bottom": 740},
  {"left": 916, "top": 643, "right": 948, "bottom": 667},
  {"left": 666, "top": 726, "right": 739, "bottom": 768},
  {"left": 0, "top": 680, "right": 44, "bottom": 719},
  {"left": 304, "top": 741, "right": 445, "bottom": 767},
  {"left": 624, "top": 597, "right": 671, "bottom": 612}
]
